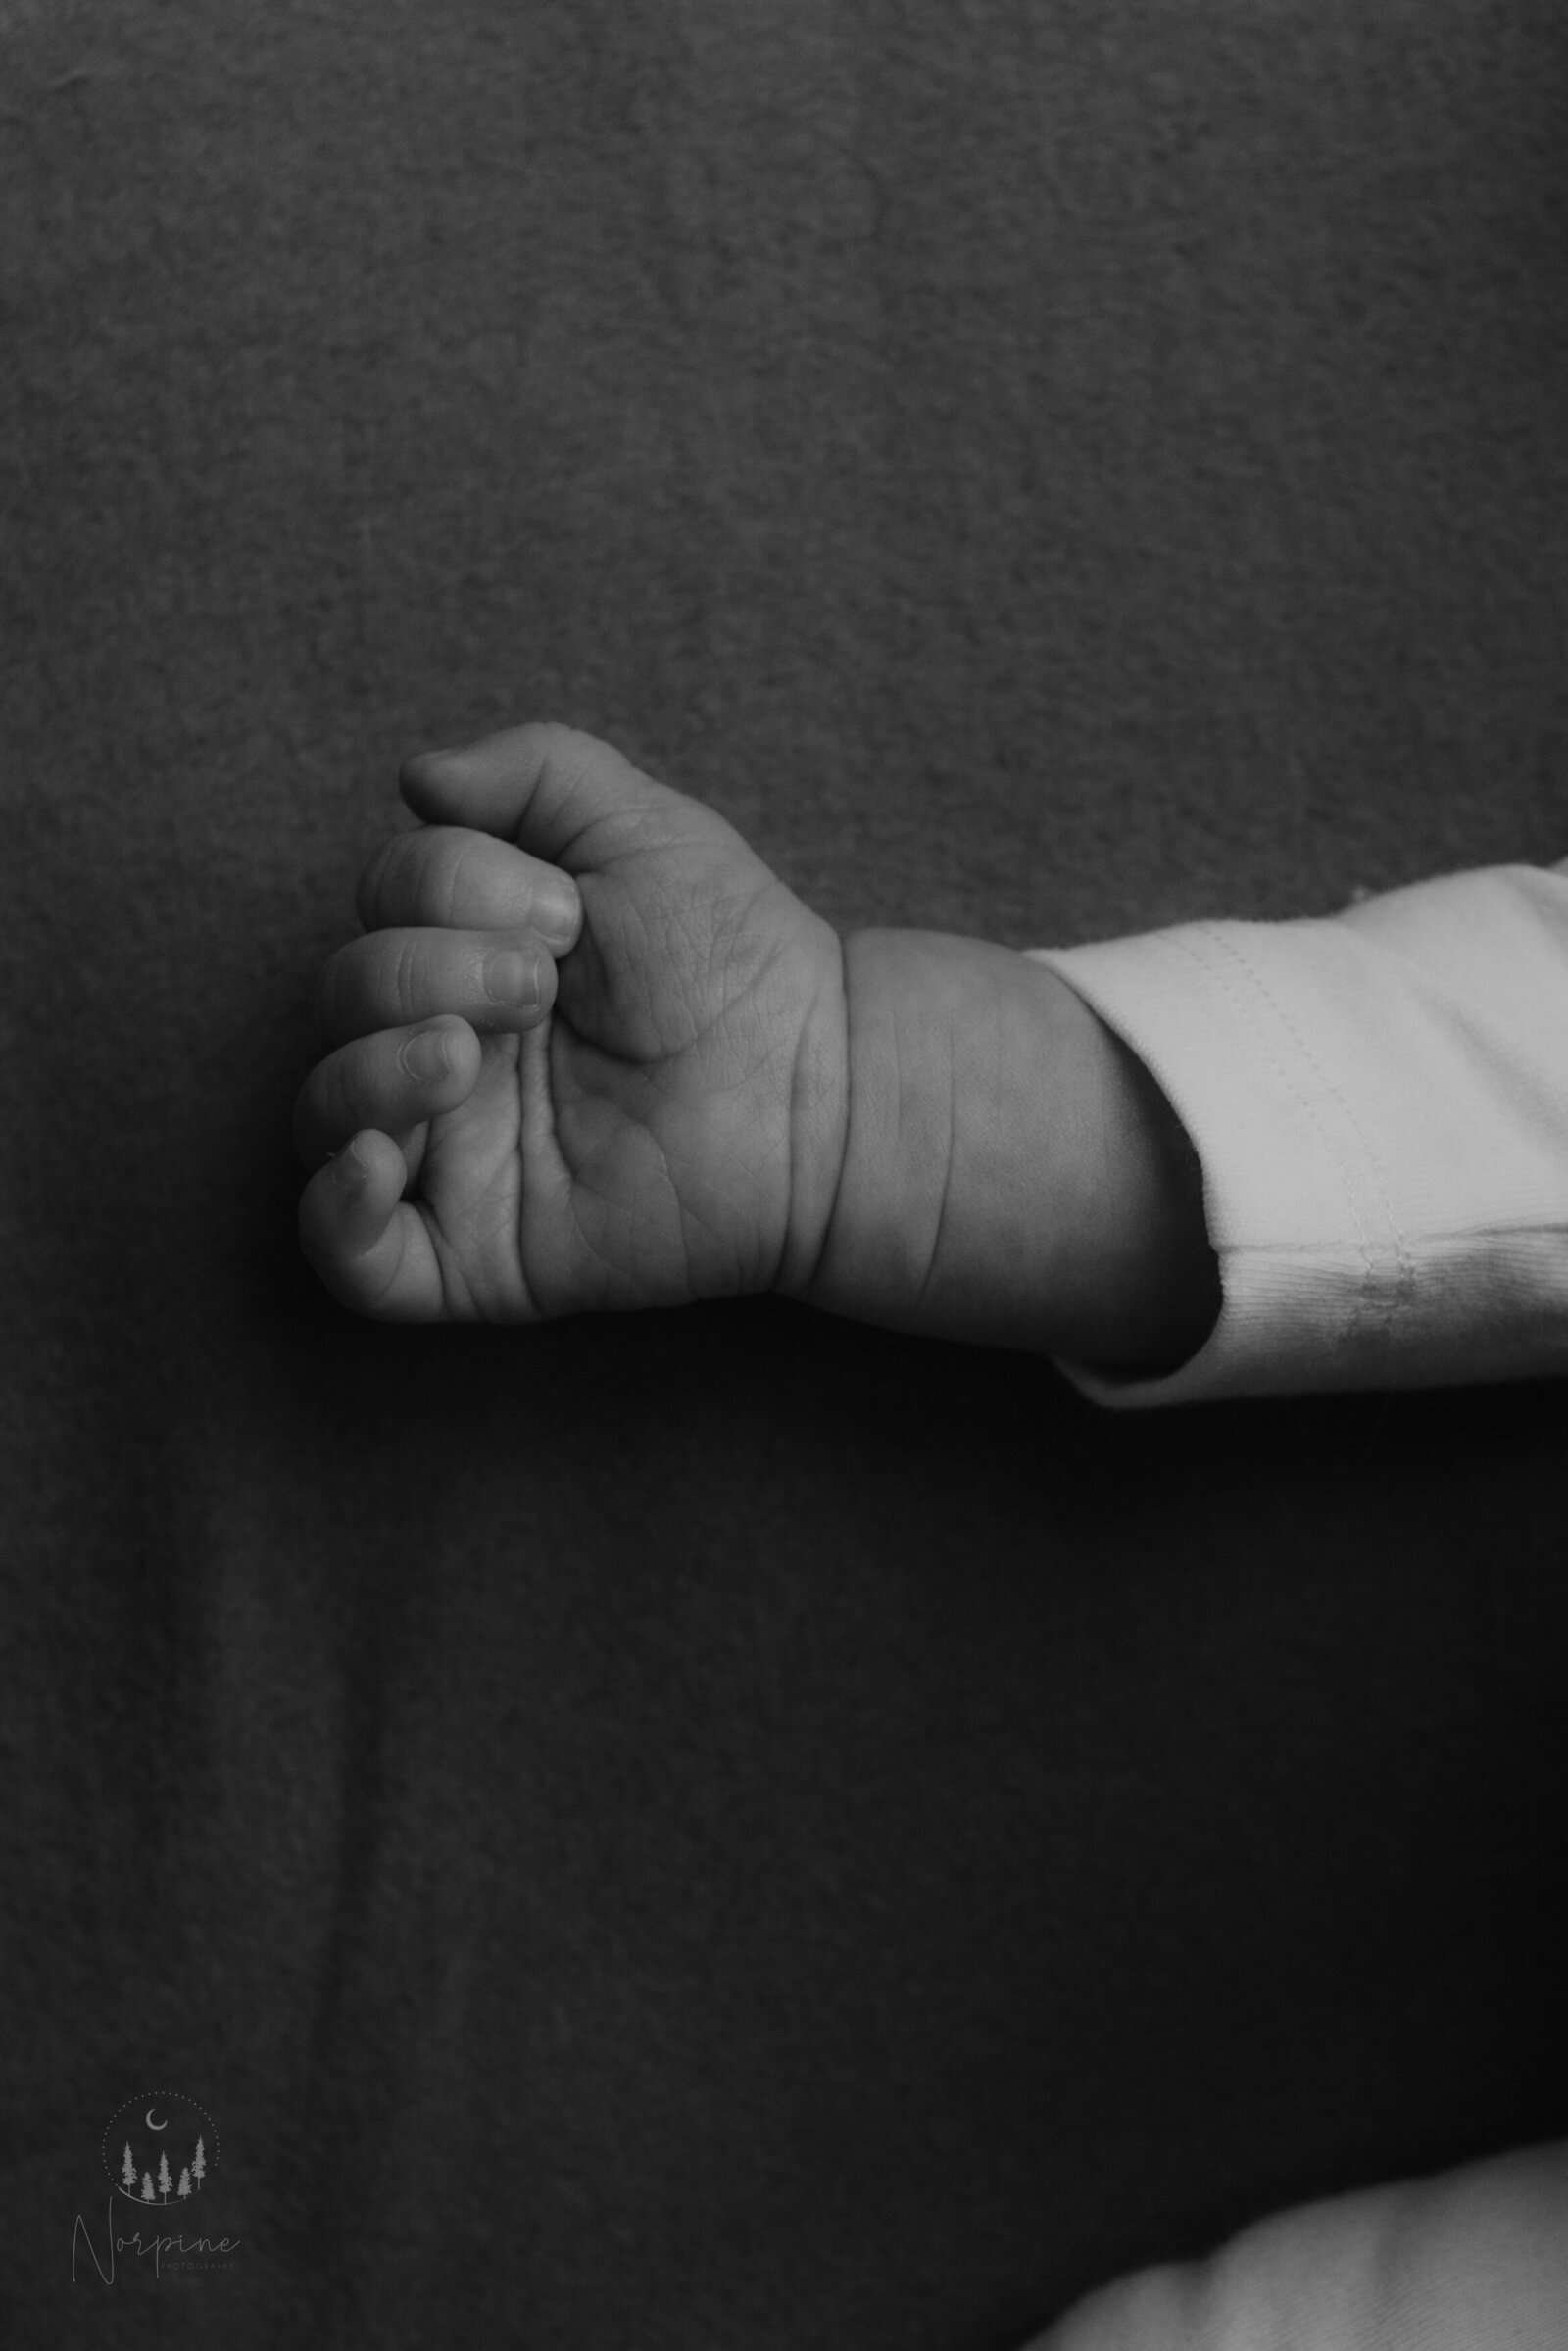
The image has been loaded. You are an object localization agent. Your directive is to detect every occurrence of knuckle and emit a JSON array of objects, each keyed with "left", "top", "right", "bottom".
[
  {"left": 523, "top": 719, "right": 572, "bottom": 763},
  {"left": 534, "top": 731, "right": 603, "bottom": 847},
  {"left": 358, "top": 827, "right": 422, "bottom": 927},
  {"left": 355, "top": 838, "right": 393, "bottom": 928},
  {"left": 332, "top": 1043, "right": 371, "bottom": 1127},
  {"left": 368, "top": 825, "right": 491, "bottom": 929},
  {"left": 535, "top": 721, "right": 597, "bottom": 793},
  {"left": 440, "top": 832, "right": 487, "bottom": 926},
  {"left": 386, "top": 931, "right": 417, "bottom": 1022}
]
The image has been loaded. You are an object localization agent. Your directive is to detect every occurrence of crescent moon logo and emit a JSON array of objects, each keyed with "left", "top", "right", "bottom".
[{"left": 103, "top": 2090, "right": 220, "bottom": 2211}]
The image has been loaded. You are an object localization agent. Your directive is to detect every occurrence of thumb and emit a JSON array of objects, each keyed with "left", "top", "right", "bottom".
[{"left": 400, "top": 722, "right": 699, "bottom": 876}]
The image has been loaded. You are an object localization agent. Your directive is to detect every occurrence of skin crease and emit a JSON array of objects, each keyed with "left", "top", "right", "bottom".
[{"left": 296, "top": 720, "right": 1220, "bottom": 1371}]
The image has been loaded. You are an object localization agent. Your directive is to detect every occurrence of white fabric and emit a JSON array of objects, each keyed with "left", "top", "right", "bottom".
[
  {"left": 1026, "top": 858, "right": 1568, "bottom": 1407},
  {"left": 1027, "top": 2139, "right": 1568, "bottom": 2350}
]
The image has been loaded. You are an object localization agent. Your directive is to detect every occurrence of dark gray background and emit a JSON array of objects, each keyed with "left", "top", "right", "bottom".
[{"left": 2, "top": 2, "right": 1564, "bottom": 2343}]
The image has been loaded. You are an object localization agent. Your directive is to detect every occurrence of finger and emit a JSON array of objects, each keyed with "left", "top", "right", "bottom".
[
  {"left": 293, "top": 1014, "right": 481, "bottom": 1166},
  {"left": 298, "top": 1128, "right": 445, "bottom": 1321},
  {"left": 318, "top": 927, "right": 560, "bottom": 1048},
  {"left": 400, "top": 721, "right": 702, "bottom": 873},
  {"left": 357, "top": 823, "right": 581, "bottom": 950}
]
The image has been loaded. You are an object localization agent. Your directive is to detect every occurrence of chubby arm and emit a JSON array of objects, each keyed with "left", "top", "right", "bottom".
[{"left": 788, "top": 928, "right": 1220, "bottom": 1374}]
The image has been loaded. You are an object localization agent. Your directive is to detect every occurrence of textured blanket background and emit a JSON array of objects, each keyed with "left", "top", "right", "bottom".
[{"left": 2, "top": 2, "right": 1565, "bottom": 2344}]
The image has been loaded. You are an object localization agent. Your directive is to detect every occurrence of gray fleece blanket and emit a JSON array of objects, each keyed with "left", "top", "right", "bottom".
[{"left": 2, "top": 2, "right": 1564, "bottom": 2343}]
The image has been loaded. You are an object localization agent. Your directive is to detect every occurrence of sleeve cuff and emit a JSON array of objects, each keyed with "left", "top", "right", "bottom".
[{"left": 1026, "top": 864, "right": 1568, "bottom": 1407}]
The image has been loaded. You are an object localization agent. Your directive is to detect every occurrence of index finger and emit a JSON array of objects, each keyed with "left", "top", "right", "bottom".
[{"left": 358, "top": 823, "right": 582, "bottom": 946}]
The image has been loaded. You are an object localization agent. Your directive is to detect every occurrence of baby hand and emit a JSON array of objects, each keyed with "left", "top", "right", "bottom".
[{"left": 296, "top": 723, "right": 850, "bottom": 1322}]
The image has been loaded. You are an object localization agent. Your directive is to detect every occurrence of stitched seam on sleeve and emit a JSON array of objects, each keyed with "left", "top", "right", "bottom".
[
  {"left": 1223, "top": 1222, "right": 1568, "bottom": 1253},
  {"left": 1170, "top": 925, "right": 1416, "bottom": 1347}
]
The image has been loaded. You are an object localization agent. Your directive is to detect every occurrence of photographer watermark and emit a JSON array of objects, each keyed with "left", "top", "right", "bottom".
[{"left": 72, "top": 2092, "right": 242, "bottom": 2282}]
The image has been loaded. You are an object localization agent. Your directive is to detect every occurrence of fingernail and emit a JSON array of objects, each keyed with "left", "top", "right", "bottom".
[
  {"left": 484, "top": 948, "right": 541, "bottom": 1009},
  {"left": 533, "top": 879, "right": 580, "bottom": 950},
  {"left": 399, "top": 1025, "right": 455, "bottom": 1080},
  {"left": 333, "top": 1139, "right": 369, "bottom": 1190}
]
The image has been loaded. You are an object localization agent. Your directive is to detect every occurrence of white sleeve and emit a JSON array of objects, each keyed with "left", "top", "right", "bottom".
[
  {"left": 1026, "top": 2139, "right": 1568, "bottom": 2351},
  {"left": 1025, "top": 859, "right": 1568, "bottom": 1408}
]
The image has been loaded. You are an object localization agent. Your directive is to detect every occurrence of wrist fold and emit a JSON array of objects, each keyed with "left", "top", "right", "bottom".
[{"left": 782, "top": 928, "right": 1219, "bottom": 1369}]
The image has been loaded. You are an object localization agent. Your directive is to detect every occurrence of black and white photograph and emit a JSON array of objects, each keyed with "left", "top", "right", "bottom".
[{"left": 3, "top": 2, "right": 1565, "bottom": 2341}]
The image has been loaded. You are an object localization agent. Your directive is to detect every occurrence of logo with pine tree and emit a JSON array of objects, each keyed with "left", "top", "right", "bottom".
[{"left": 103, "top": 2095, "right": 219, "bottom": 2208}]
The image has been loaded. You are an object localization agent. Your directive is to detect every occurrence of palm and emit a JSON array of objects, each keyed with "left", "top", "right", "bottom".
[{"left": 410, "top": 826, "right": 846, "bottom": 1320}]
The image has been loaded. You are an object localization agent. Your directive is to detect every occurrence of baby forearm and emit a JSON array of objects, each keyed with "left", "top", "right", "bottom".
[{"left": 789, "top": 929, "right": 1220, "bottom": 1372}]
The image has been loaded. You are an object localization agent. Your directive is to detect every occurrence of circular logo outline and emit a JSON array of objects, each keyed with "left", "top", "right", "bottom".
[{"left": 102, "top": 2092, "right": 220, "bottom": 2209}]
